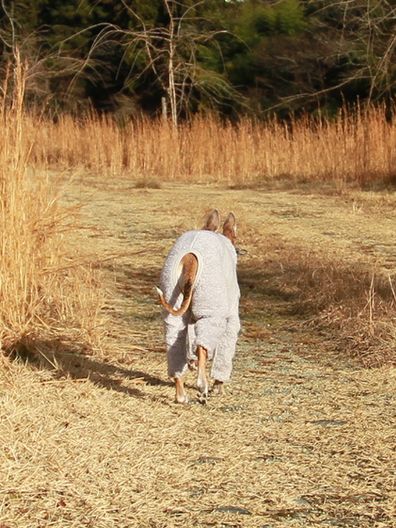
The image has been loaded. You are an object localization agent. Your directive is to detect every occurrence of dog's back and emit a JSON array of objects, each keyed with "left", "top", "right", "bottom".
[{"left": 160, "top": 229, "right": 239, "bottom": 320}]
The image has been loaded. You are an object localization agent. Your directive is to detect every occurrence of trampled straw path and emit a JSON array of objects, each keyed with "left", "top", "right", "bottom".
[{"left": 1, "top": 177, "right": 395, "bottom": 527}]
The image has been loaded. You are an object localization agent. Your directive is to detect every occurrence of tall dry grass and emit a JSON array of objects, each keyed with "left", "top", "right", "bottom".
[
  {"left": 0, "top": 56, "right": 103, "bottom": 359},
  {"left": 243, "top": 246, "right": 396, "bottom": 367},
  {"left": 26, "top": 106, "right": 396, "bottom": 186}
]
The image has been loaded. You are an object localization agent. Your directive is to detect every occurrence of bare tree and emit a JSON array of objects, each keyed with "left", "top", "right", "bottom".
[
  {"left": 77, "top": 0, "right": 240, "bottom": 126},
  {"left": 0, "top": 1, "right": 108, "bottom": 114},
  {"left": 309, "top": 0, "right": 396, "bottom": 101}
]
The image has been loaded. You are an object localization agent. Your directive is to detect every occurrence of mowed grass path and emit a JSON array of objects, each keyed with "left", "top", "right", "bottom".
[{"left": 1, "top": 178, "right": 395, "bottom": 527}]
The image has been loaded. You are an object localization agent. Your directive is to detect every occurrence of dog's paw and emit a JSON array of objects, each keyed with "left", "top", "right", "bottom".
[
  {"left": 175, "top": 393, "right": 189, "bottom": 404},
  {"left": 196, "top": 374, "right": 209, "bottom": 397},
  {"left": 197, "top": 393, "right": 208, "bottom": 405}
]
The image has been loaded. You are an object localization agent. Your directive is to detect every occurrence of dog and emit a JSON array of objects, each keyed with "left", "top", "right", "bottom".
[{"left": 156, "top": 210, "right": 240, "bottom": 403}]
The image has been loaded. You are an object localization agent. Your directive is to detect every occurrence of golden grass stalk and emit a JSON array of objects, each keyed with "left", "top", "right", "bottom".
[
  {"left": 27, "top": 106, "right": 396, "bottom": 187},
  {"left": 0, "top": 53, "right": 103, "bottom": 357},
  {"left": 243, "top": 242, "right": 396, "bottom": 366}
]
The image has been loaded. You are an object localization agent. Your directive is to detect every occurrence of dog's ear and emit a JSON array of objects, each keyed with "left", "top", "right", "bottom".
[
  {"left": 223, "top": 212, "right": 237, "bottom": 245},
  {"left": 203, "top": 209, "right": 220, "bottom": 232}
]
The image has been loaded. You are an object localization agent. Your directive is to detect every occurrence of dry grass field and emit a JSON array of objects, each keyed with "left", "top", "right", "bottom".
[
  {"left": 1, "top": 173, "right": 395, "bottom": 528},
  {"left": 19, "top": 105, "right": 396, "bottom": 188},
  {"left": 0, "top": 65, "right": 395, "bottom": 526}
]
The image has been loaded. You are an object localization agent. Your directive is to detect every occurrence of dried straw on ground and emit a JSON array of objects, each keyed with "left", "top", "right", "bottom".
[{"left": 1, "top": 180, "right": 395, "bottom": 527}]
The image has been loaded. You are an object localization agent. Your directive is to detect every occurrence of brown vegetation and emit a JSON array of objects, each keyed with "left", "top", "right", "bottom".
[
  {"left": 2, "top": 180, "right": 395, "bottom": 527},
  {"left": 1, "top": 81, "right": 395, "bottom": 363},
  {"left": 1, "top": 138, "right": 395, "bottom": 526},
  {"left": 0, "top": 57, "right": 104, "bottom": 360},
  {"left": 244, "top": 244, "right": 396, "bottom": 367},
  {"left": 25, "top": 106, "right": 396, "bottom": 187}
]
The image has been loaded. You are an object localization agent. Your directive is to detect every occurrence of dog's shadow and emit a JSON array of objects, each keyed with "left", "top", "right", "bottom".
[{"left": 8, "top": 338, "right": 173, "bottom": 401}]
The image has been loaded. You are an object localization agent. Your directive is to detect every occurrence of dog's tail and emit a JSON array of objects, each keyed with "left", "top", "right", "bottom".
[
  {"left": 156, "top": 252, "right": 198, "bottom": 317},
  {"left": 155, "top": 281, "right": 194, "bottom": 317}
]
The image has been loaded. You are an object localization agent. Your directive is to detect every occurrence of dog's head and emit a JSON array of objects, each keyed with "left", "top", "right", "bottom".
[{"left": 203, "top": 209, "right": 237, "bottom": 246}]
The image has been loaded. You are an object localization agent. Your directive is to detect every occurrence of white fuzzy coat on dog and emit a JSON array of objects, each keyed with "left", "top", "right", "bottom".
[{"left": 159, "top": 229, "right": 240, "bottom": 382}]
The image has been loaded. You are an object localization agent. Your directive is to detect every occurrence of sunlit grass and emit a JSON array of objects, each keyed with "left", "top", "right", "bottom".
[
  {"left": 0, "top": 55, "right": 103, "bottom": 357},
  {"left": 26, "top": 106, "right": 396, "bottom": 187}
]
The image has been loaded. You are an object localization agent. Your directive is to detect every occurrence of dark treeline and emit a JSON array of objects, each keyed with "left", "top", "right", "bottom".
[{"left": 0, "top": 0, "right": 395, "bottom": 120}]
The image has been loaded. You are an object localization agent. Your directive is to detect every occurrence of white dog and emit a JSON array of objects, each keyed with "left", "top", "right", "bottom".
[{"left": 156, "top": 210, "right": 240, "bottom": 403}]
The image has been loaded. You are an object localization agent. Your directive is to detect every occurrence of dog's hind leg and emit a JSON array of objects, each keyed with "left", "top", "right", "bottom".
[
  {"left": 175, "top": 376, "right": 189, "bottom": 404},
  {"left": 196, "top": 345, "right": 209, "bottom": 402},
  {"left": 165, "top": 314, "right": 191, "bottom": 404}
]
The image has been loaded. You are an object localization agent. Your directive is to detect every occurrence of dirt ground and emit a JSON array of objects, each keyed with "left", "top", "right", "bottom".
[{"left": 1, "top": 177, "right": 395, "bottom": 527}]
